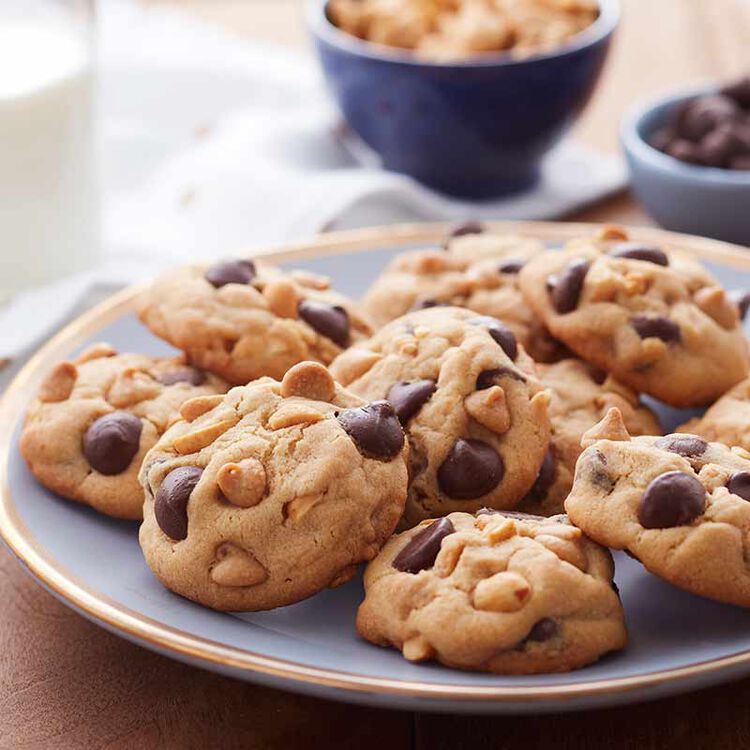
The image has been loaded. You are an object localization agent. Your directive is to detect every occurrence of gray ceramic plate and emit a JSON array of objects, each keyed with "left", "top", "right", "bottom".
[{"left": 3, "top": 222, "right": 750, "bottom": 715}]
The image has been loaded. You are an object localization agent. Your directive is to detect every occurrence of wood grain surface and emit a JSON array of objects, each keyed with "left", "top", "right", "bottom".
[{"left": 2, "top": 1, "right": 749, "bottom": 747}]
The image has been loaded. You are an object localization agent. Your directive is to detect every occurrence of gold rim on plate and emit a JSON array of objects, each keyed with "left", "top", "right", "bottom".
[{"left": 2, "top": 221, "right": 750, "bottom": 704}]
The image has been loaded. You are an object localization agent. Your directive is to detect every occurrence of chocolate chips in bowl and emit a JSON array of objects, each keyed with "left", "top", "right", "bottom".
[{"left": 649, "top": 76, "right": 750, "bottom": 170}]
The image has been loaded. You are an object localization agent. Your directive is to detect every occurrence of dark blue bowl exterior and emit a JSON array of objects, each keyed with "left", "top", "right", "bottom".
[
  {"left": 313, "top": 22, "right": 614, "bottom": 199},
  {"left": 623, "top": 94, "right": 750, "bottom": 247}
]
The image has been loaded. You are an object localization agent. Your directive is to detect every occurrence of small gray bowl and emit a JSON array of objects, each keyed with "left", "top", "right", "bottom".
[{"left": 621, "top": 88, "right": 750, "bottom": 246}]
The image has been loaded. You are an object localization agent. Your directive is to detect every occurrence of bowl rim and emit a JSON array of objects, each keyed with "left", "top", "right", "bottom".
[
  {"left": 621, "top": 84, "right": 750, "bottom": 186},
  {"left": 306, "top": 0, "right": 620, "bottom": 69}
]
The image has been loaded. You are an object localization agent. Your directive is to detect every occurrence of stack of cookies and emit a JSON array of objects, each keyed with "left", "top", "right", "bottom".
[{"left": 20, "top": 225, "right": 750, "bottom": 676}]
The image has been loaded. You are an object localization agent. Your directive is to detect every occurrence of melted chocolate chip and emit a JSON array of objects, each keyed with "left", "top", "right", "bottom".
[
  {"left": 720, "top": 76, "right": 750, "bottom": 108},
  {"left": 386, "top": 380, "right": 436, "bottom": 425},
  {"left": 729, "top": 290, "right": 750, "bottom": 320},
  {"left": 157, "top": 367, "right": 207, "bottom": 386},
  {"left": 392, "top": 518, "right": 455, "bottom": 573},
  {"left": 338, "top": 401, "right": 405, "bottom": 461},
  {"left": 205, "top": 259, "right": 256, "bottom": 288},
  {"left": 449, "top": 220, "right": 484, "bottom": 238},
  {"left": 410, "top": 298, "right": 445, "bottom": 312},
  {"left": 469, "top": 316, "right": 518, "bottom": 360},
  {"left": 524, "top": 618, "right": 559, "bottom": 643},
  {"left": 550, "top": 259, "right": 590, "bottom": 314},
  {"left": 631, "top": 315, "right": 681, "bottom": 343},
  {"left": 154, "top": 466, "right": 203, "bottom": 540},
  {"left": 498, "top": 259, "right": 525, "bottom": 274},
  {"left": 475, "top": 367, "right": 526, "bottom": 390},
  {"left": 82, "top": 412, "right": 142, "bottom": 475},
  {"left": 298, "top": 300, "right": 350, "bottom": 348},
  {"left": 727, "top": 471, "right": 750, "bottom": 502},
  {"left": 639, "top": 471, "right": 706, "bottom": 529},
  {"left": 610, "top": 243, "right": 669, "bottom": 266},
  {"left": 437, "top": 439, "right": 504, "bottom": 499},
  {"left": 523, "top": 449, "right": 556, "bottom": 502},
  {"left": 654, "top": 435, "right": 708, "bottom": 458},
  {"left": 583, "top": 449, "right": 613, "bottom": 492}
]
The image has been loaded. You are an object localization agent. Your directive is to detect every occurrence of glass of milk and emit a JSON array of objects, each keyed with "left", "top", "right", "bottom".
[{"left": 0, "top": 0, "right": 98, "bottom": 303}]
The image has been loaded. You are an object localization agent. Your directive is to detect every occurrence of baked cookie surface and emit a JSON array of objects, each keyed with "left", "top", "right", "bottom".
[
  {"left": 20, "top": 344, "right": 226, "bottom": 520},
  {"left": 362, "top": 229, "right": 564, "bottom": 362},
  {"left": 518, "top": 359, "right": 661, "bottom": 516},
  {"left": 357, "top": 510, "right": 627, "bottom": 674},
  {"left": 138, "top": 259, "right": 372, "bottom": 384},
  {"left": 518, "top": 231, "right": 749, "bottom": 406},
  {"left": 565, "top": 409, "right": 750, "bottom": 608},
  {"left": 330, "top": 306, "right": 551, "bottom": 525},
  {"left": 139, "top": 362, "right": 409, "bottom": 611}
]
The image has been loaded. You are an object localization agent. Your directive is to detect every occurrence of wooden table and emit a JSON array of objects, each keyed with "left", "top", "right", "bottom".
[{"left": 2, "top": 1, "right": 749, "bottom": 747}]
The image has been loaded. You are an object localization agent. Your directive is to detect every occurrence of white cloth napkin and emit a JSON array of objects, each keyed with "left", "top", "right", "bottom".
[{"left": 0, "top": 0, "right": 626, "bottom": 360}]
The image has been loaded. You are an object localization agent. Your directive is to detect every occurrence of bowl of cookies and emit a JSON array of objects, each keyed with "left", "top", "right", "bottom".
[
  {"left": 622, "top": 77, "right": 750, "bottom": 245},
  {"left": 5, "top": 221, "right": 750, "bottom": 713},
  {"left": 309, "top": 0, "right": 619, "bottom": 198}
]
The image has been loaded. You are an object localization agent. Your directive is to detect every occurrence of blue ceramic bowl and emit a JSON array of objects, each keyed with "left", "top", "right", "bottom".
[
  {"left": 622, "top": 89, "right": 750, "bottom": 246},
  {"left": 308, "top": 0, "right": 619, "bottom": 199}
]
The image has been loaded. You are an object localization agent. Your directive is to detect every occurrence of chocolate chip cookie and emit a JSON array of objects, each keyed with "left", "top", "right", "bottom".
[
  {"left": 20, "top": 344, "right": 226, "bottom": 520},
  {"left": 518, "top": 359, "right": 661, "bottom": 516},
  {"left": 679, "top": 376, "right": 750, "bottom": 453},
  {"left": 138, "top": 259, "right": 372, "bottom": 385},
  {"left": 517, "top": 229, "right": 750, "bottom": 406},
  {"left": 329, "top": 306, "right": 551, "bottom": 526},
  {"left": 357, "top": 510, "right": 627, "bottom": 674},
  {"left": 565, "top": 408, "right": 750, "bottom": 608},
  {"left": 139, "top": 362, "right": 409, "bottom": 611},
  {"left": 362, "top": 228, "right": 565, "bottom": 362}
]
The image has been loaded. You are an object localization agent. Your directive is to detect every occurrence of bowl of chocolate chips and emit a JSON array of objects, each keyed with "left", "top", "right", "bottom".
[{"left": 621, "top": 76, "right": 750, "bottom": 246}]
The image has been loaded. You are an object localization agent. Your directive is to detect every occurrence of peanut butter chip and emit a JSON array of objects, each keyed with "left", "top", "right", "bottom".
[
  {"left": 74, "top": 342, "right": 117, "bottom": 364},
  {"left": 694, "top": 286, "right": 740, "bottom": 329},
  {"left": 38, "top": 361, "right": 77, "bottom": 403},
  {"left": 263, "top": 277, "right": 299, "bottom": 318},
  {"left": 581, "top": 408, "right": 631, "bottom": 448},
  {"left": 464, "top": 386, "right": 511, "bottom": 434},
  {"left": 280, "top": 361, "right": 336, "bottom": 402},
  {"left": 217, "top": 458, "right": 267, "bottom": 507},
  {"left": 210, "top": 543, "right": 268, "bottom": 587},
  {"left": 107, "top": 369, "right": 162, "bottom": 408},
  {"left": 180, "top": 394, "right": 225, "bottom": 422},
  {"left": 172, "top": 417, "right": 238, "bottom": 454}
]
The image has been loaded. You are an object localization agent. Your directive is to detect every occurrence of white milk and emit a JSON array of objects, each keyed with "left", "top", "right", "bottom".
[{"left": 0, "top": 21, "right": 98, "bottom": 301}]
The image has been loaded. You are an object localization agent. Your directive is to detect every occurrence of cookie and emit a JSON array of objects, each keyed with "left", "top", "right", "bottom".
[
  {"left": 138, "top": 362, "right": 409, "bottom": 611},
  {"left": 329, "top": 306, "right": 551, "bottom": 525},
  {"left": 518, "top": 359, "right": 661, "bottom": 516},
  {"left": 679, "top": 376, "right": 750, "bottom": 453},
  {"left": 357, "top": 510, "right": 627, "bottom": 674},
  {"left": 362, "top": 228, "right": 565, "bottom": 362},
  {"left": 565, "top": 408, "right": 750, "bottom": 608},
  {"left": 20, "top": 343, "right": 226, "bottom": 520},
  {"left": 517, "top": 228, "right": 750, "bottom": 406},
  {"left": 138, "top": 258, "right": 372, "bottom": 384}
]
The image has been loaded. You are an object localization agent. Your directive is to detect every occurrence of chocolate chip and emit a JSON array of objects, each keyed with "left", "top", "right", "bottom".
[
  {"left": 654, "top": 435, "right": 708, "bottom": 458},
  {"left": 469, "top": 316, "right": 518, "bottom": 360},
  {"left": 730, "top": 154, "right": 750, "bottom": 170},
  {"left": 631, "top": 315, "right": 681, "bottom": 343},
  {"left": 437, "top": 439, "right": 504, "bottom": 499},
  {"left": 82, "top": 412, "right": 142, "bottom": 475},
  {"left": 524, "top": 618, "right": 559, "bottom": 643},
  {"left": 666, "top": 139, "right": 704, "bottom": 164},
  {"left": 639, "top": 471, "right": 705, "bottom": 529},
  {"left": 392, "top": 518, "right": 455, "bottom": 573},
  {"left": 386, "top": 380, "right": 436, "bottom": 425},
  {"left": 720, "top": 76, "right": 750, "bottom": 108},
  {"left": 205, "top": 259, "right": 256, "bottom": 288},
  {"left": 582, "top": 449, "right": 613, "bottom": 491},
  {"left": 154, "top": 466, "right": 203, "bottom": 540},
  {"left": 650, "top": 126, "right": 676, "bottom": 152},
  {"left": 730, "top": 289, "right": 750, "bottom": 320},
  {"left": 610, "top": 243, "right": 669, "bottom": 266},
  {"left": 411, "top": 298, "right": 445, "bottom": 312},
  {"left": 449, "top": 220, "right": 484, "bottom": 238},
  {"left": 475, "top": 367, "right": 526, "bottom": 389},
  {"left": 157, "top": 367, "right": 207, "bottom": 386},
  {"left": 523, "top": 449, "right": 556, "bottom": 502},
  {"left": 677, "top": 94, "right": 740, "bottom": 141},
  {"left": 298, "top": 300, "right": 350, "bottom": 348},
  {"left": 549, "top": 259, "right": 590, "bottom": 314},
  {"left": 727, "top": 471, "right": 750, "bottom": 502},
  {"left": 338, "top": 400, "right": 404, "bottom": 461},
  {"left": 498, "top": 259, "right": 525, "bottom": 274},
  {"left": 699, "top": 124, "right": 741, "bottom": 167}
]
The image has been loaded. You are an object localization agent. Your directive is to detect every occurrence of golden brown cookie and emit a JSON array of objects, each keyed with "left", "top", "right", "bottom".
[
  {"left": 139, "top": 362, "right": 409, "bottom": 611},
  {"left": 20, "top": 344, "right": 227, "bottom": 520},
  {"left": 330, "top": 306, "right": 551, "bottom": 525},
  {"left": 357, "top": 510, "right": 627, "bottom": 674},
  {"left": 138, "top": 258, "right": 372, "bottom": 385}
]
